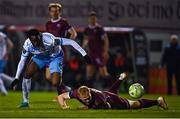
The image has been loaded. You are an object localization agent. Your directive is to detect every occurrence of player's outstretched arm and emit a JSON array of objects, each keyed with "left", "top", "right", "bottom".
[
  {"left": 60, "top": 38, "right": 91, "bottom": 64},
  {"left": 11, "top": 51, "right": 29, "bottom": 90},
  {"left": 57, "top": 92, "right": 71, "bottom": 109}
]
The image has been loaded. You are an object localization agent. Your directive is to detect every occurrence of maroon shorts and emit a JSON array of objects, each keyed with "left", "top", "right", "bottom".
[
  {"left": 104, "top": 91, "right": 130, "bottom": 109},
  {"left": 89, "top": 52, "right": 105, "bottom": 67}
]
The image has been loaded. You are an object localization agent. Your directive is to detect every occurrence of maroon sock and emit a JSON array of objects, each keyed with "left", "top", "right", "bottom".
[
  {"left": 108, "top": 79, "right": 122, "bottom": 94},
  {"left": 138, "top": 99, "right": 158, "bottom": 108}
]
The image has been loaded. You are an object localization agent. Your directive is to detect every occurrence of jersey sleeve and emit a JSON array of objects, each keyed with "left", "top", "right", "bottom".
[
  {"left": 100, "top": 27, "right": 106, "bottom": 39},
  {"left": 59, "top": 37, "right": 87, "bottom": 56},
  {"left": 15, "top": 40, "right": 30, "bottom": 79},
  {"left": 64, "top": 19, "right": 72, "bottom": 31},
  {"left": 22, "top": 40, "right": 30, "bottom": 57},
  {"left": 83, "top": 27, "right": 89, "bottom": 36},
  {"left": 68, "top": 90, "right": 78, "bottom": 98}
]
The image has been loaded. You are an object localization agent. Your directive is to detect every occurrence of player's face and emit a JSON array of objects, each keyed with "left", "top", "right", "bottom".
[
  {"left": 88, "top": 16, "right": 97, "bottom": 25},
  {"left": 30, "top": 35, "right": 42, "bottom": 48},
  {"left": 79, "top": 94, "right": 92, "bottom": 103},
  {"left": 49, "top": 7, "right": 60, "bottom": 19},
  {"left": 170, "top": 38, "right": 177, "bottom": 45}
]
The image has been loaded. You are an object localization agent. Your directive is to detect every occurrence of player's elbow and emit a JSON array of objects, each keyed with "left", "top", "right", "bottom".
[
  {"left": 70, "top": 28, "right": 77, "bottom": 39},
  {"left": 72, "top": 32, "right": 77, "bottom": 39}
]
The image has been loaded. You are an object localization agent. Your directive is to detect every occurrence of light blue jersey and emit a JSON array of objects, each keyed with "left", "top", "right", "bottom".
[
  {"left": 0, "top": 32, "right": 8, "bottom": 72},
  {"left": 15, "top": 32, "right": 87, "bottom": 78},
  {"left": 22, "top": 32, "right": 64, "bottom": 58}
]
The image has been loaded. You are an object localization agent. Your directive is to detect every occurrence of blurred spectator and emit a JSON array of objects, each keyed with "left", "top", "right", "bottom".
[
  {"left": 114, "top": 51, "right": 126, "bottom": 73},
  {"left": 82, "top": 11, "right": 111, "bottom": 88},
  {"left": 0, "top": 30, "right": 14, "bottom": 95},
  {"left": 161, "top": 35, "right": 180, "bottom": 95}
]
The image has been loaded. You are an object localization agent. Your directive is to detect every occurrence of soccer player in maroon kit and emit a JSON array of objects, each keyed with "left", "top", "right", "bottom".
[
  {"left": 46, "top": 3, "right": 77, "bottom": 94},
  {"left": 57, "top": 73, "right": 168, "bottom": 110},
  {"left": 82, "top": 11, "right": 110, "bottom": 87},
  {"left": 46, "top": 3, "right": 77, "bottom": 40}
]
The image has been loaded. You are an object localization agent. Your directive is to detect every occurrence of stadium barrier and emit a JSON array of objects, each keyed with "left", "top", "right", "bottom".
[{"left": 148, "top": 67, "right": 177, "bottom": 95}]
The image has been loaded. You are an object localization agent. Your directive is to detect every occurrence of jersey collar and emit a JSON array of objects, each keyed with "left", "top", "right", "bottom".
[
  {"left": 51, "top": 17, "right": 61, "bottom": 23},
  {"left": 88, "top": 23, "right": 98, "bottom": 29}
]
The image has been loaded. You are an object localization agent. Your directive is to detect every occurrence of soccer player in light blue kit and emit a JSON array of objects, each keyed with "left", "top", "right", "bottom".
[
  {"left": 0, "top": 31, "right": 14, "bottom": 96},
  {"left": 11, "top": 29, "right": 91, "bottom": 107}
]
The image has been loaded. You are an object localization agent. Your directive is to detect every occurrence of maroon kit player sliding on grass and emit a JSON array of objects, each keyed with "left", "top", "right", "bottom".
[{"left": 57, "top": 73, "right": 168, "bottom": 110}]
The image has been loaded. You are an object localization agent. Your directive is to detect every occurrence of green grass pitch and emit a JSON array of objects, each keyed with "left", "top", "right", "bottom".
[{"left": 0, "top": 92, "right": 180, "bottom": 118}]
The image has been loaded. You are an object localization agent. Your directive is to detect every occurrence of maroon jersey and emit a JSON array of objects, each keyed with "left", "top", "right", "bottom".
[
  {"left": 84, "top": 25, "right": 106, "bottom": 67},
  {"left": 84, "top": 24, "right": 105, "bottom": 53},
  {"left": 46, "top": 18, "right": 72, "bottom": 60},
  {"left": 46, "top": 18, "right": 71, "bottom": 37},
  {"left": 69, "top": 88, "right": 130, "bottom": 109}
]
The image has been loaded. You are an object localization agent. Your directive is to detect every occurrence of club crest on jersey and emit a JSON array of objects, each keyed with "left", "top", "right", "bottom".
[{"left": 57, "top": 24, "right": 60, "bottom": 27}]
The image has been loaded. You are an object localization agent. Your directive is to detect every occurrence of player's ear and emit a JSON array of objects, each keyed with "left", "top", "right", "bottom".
[{"left": 77, "top": 91, "right": 81, "bottom": 98}]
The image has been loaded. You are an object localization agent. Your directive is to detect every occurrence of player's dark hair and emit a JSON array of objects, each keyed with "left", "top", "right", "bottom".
[
  {"left": 89, "top": 11, "right": 97, "bottom": 16},
  {"left": 27, "top": 29, "right": 42, "bottom": 40},
  {"left": 27, "top": 29, "right": 41, "bottom": 38}
]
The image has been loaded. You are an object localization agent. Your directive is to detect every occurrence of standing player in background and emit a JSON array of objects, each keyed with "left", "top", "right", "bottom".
[
  {"left": 82, "top": 11, "right": 111, "bottom": 88},
  {"left": 11, "top": 29, "right": 91, "bottom": 108},
  {"left": 46, "top": 3, "right": 77, "bottom": 40},
  {"left": 46, "top": 3, "right": 77, "bottom": 93},
  {"left": 0, "top": 31, "right": 14, "bottom": 95}
]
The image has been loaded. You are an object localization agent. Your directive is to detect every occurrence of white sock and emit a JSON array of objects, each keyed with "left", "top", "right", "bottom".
[
  {"left": 22, "top": 78, "right": 31, "bottom": 103},
  {"left": 0, "top": 78, "right": 8, "bottom": 95},
  {"left": 0, "top": 73, "right": 13, "bottom": 85}
]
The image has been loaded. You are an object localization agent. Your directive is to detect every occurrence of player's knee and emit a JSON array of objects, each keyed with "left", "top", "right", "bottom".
[
  {"left": 24, "top": 71, "right": 32, "bottom": 79},
  {"left": 130, "top": 101, "right": 141, "bottom": 109},
  {"left": 132, "top": 101, "right": 141, "bottom": 109},
  {"left": 99, "top": 68, "right": 108, "bottom": 77}
]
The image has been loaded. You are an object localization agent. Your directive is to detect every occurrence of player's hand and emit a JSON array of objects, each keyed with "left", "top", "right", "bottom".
[
  {"left": 84, "top": 55, "right": 91, "bottom": 64},
  {"left": 62, "top": 105, "right": 70, "bottom": 109},
  {"left": 11, "top": 78, "right": 19, "bottom": 90}
]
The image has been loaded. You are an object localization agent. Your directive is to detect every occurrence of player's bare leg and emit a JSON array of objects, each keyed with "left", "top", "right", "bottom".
[
  {"left": 0, "top": 78, "right": 8, "bottom": 96},
  {"left": 86, "top": 64, "right": 95, "bottom": 87},
  {"left": 99, "top": 66, "right": 113, "bottom": 88},
  {"left": 51, "top": 72, "right": 60, "bottom": 87},
  {"left": 45, "top": 68, "right": 51, "bottom": 80},
  {"left": 51, "top": 72, "right": 70, "bottom": 96},
  {"left": 99, "top": 66, "right": 109, "bottom": 77},
  {"left": 20, "top": 61, "right": 39, "bottom": 108}
]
